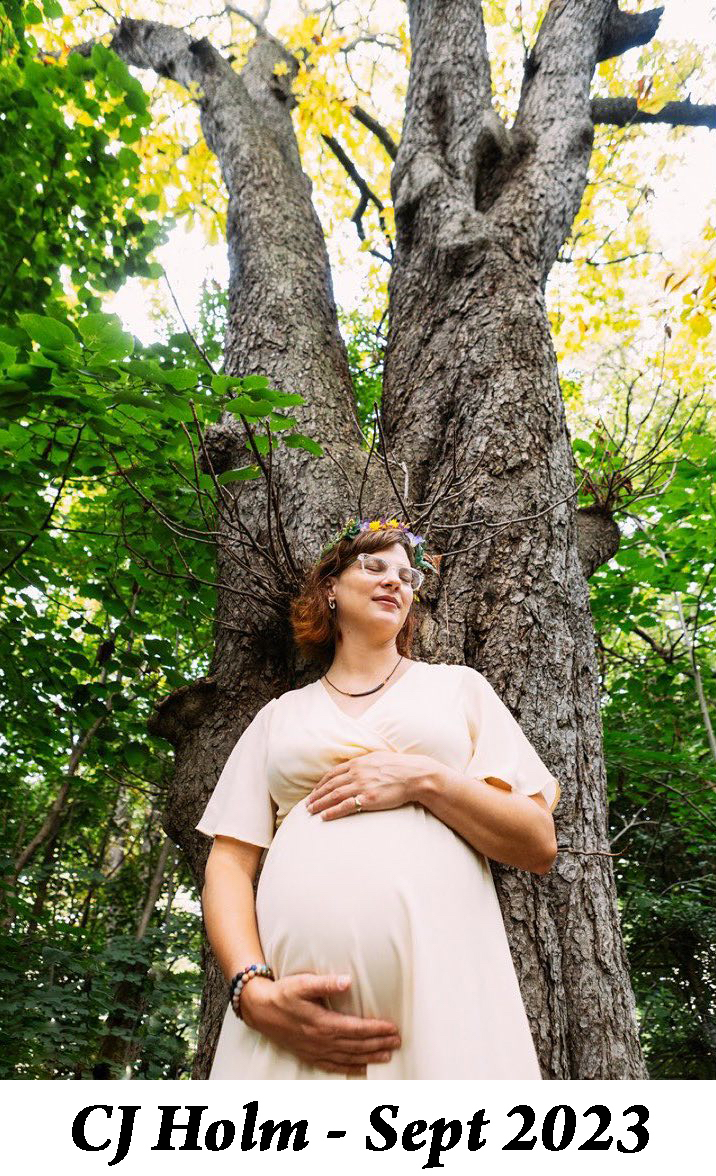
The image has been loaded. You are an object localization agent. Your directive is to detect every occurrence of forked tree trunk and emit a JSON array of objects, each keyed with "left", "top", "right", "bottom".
[
  {"left": 380, "top": 0, "right": 652, "bottom": 1081},
  {"left": 101, "top": 1, "right": 679, "bottom": 1079}
]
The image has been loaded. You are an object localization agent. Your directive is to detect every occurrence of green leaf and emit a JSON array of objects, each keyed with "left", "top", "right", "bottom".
[
  {"left": 122, "top": 358, "right": 165, "bottom": 382},
  {"left": 77, "top": 312, "right": 124, "bottom": 344},
  {"left": 223, "top": 395, "right": 270, "bottom": 417},
  {"left": 162, "top": 369, "right": 198, "bottom": 391},
  {"left": 242, "top": 374, "right": 270, "bottom": 391},
  {"left": 0, "top": 342, "right": 18, "bottom": 367},
  {"left": 247, "top": 433, "right": 270, "bottom": 455},
  {"left": 211, "top": 374, "right": 245, "bottom": 395},
  {"left": 123, "top": 89, "right": 146, "bottom": 116},
  {"left": 281, "top": 433, "right": 324, "bottom": 456},
  {"left": 270, "top": 391, "right": 306, "bottom": 408},
  {"left": 119, "top": 121, "right": 141, "bottom": 144},
  {"left": 17, "top": 314, "right": 76, "bottom": 350},
  {"left": 217, "top": 466, "right": 262, "bottom": 483},
  {"left": 268, "top": 414, "right": 298, "bottom": 431}
]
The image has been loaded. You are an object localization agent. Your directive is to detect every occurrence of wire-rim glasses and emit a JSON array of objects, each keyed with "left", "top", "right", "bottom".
[{"left": 352, "top": 553, "right": 424, "bottom": 591}]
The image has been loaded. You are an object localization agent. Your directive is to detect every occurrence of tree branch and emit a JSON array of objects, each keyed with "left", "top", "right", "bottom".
[
  {"left": 225, "top": 1, "right": 272, "bottom": 39},
  {"left": 596, "top": 2, "right": 664, "bottom": 62},
  {"left": 500, "top": 1, "right": 660, "bottom": 279},
  {"left": 576, "top": 506, "right": 621, "bottom": 579},
  {"left": 226, "top": 1, "right": 302, "bottom": 128},
  {"left": 392, "top": 0, "right": 497, "bottom": 236},
  {"left": 349, "top": 103, "right": 398, "bottom": 159},
  {"left": 77, "top": 17, "right": 299, "bottom": 163},
  {"left": 321, "top": 133, "right": 394, "bottom": 259},
  {"left": 591, "top": 96, "right": 716, "bottom": 130},
  {"left": 79, "top": 17, "right": 228, "bottom": 91}
]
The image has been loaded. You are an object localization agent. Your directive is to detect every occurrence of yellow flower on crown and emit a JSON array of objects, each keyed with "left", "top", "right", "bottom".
[
  {"left": 319, "top": 515, "right": 437, "bottom": 577},
  {"left": 368, "top": 518, "right": 399, "bottom": 530}
]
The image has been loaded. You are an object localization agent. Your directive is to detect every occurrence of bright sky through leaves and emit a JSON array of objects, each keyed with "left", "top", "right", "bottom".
[{"left": 103, "top": 0, "right": 716, "bottom": 368}]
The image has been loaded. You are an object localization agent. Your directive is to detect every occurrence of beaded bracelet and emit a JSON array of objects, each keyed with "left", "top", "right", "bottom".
[{"left": 229, "top": 963, "right": 275, "bottom": 1020}]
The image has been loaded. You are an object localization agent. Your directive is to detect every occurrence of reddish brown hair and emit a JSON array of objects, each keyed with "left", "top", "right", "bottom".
[{"left": 290, "top": 526, "right": 434, "bottom": 667}]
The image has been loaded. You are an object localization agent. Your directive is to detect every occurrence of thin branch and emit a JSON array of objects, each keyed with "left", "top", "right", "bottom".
[
  {"left": 1, "top": 426, "right": 85, "bottom": 576},
  {"left": 161, "top": 268, "right": 216, "bottom": 374},
  {"left": 349, "top": 103, "right": 398, "bottom": 159},
  {"left": 434, "top": 473, "right": 592, "bottom": 558},
  {"left": 321, "top": 133, "right": 394, "bottom": 259},
  {"left": 591, "top": 96, "right": 716, "bottom": 130},
  {"left": 596, "top": 3, "right": 664, "bottom": 63},
  {"left": 557, "top": 846, "right": 625, "bottom": 857}
]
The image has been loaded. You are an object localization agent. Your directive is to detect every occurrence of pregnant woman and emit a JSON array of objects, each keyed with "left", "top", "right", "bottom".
[{"left": 196, "top": 516, "right": 560, "bottom": 1079}]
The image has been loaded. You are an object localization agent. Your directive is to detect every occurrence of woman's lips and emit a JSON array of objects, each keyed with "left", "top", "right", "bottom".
[{"left": 374, "top": 598, "right": 398, "bottom": 608}]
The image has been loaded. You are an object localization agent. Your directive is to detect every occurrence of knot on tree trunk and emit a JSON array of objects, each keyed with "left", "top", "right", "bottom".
[
  {"left": 111, "top": 18, "right": 188, "bottom": 77},
  {"left": 187, "top": 37, "right": 222, "bottom": 74},
  {"left": 391, "top": 149, "right": 444, "bottom": 236},
  {"left": 474, "top": 120, "right": 535, "bottom": 213},
  {"left": 576, "top": 506, "right": 621, "bottom": 579},
  {"left": 199, "top": 415, "right": 247, "bottom": 475},
  {"left": 147, "top": 675, "right": 218, "bottom": 744}
]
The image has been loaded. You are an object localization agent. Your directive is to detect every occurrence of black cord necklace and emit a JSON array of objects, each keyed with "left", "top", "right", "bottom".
[{"left": 323, "top": 654, "right": 404, "bottom": 697}]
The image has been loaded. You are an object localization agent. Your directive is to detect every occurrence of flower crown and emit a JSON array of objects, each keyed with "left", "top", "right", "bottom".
[{"left": 319, "top": 516, "right": 437, "bottom": 575}]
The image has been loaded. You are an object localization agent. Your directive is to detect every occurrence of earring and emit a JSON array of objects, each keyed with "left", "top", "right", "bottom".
[{"left": 328, "top": 598, "right": 336, "bottom": 610}]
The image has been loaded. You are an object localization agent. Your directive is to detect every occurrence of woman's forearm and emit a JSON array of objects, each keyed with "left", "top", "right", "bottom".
[
  {"left": 415, "top": 762, "right": 557, "bottom": 873},
  {"left": 201, "top": 850, "right": 266, "bottom": 984}
]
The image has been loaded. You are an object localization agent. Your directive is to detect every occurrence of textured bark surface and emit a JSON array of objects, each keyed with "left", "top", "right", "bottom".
[
  {"left": 383, "top": 0, "right": 647, "bottom": 1080},
  {"left": 105, "top": 18, "right": 395, "bottom": 1079},
  {"left": 99, "top": 4, "right": 681, "bottom": 1079}
]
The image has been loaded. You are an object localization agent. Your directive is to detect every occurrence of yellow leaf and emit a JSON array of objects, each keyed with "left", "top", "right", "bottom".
[
  {"left": 690, "top": 313, "right": 712, "bottom": 338},
  {"left": 668, "top": 272, "right": 692, "bottom": 294}
]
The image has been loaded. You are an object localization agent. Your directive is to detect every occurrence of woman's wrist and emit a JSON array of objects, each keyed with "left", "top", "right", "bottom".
[
  {"left": 411, "top": 756, "right": 446, "bottom": 806},
  {"left": 229, "top": 963, "right": 275, "bottom": 1019},
  {"left": 239, "top": 976, "right": 276, "bottom": 1030}
]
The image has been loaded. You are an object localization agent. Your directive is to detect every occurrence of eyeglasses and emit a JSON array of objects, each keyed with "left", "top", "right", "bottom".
[{"left": 352, "top": 553, "right": 424, "bottom": 590}]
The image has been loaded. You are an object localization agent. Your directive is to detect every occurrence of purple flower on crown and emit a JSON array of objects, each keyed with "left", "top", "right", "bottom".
[{"left": 319, "top": 514, "right": 436, "bottom": 576}]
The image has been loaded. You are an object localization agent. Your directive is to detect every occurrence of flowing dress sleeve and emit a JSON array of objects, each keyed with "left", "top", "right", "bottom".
[
  {"left": 462, "top": 666, "right": 561, "bottom": 813},
  {"left": 195, "top": 698, "right": 277, "bottom": 847}
]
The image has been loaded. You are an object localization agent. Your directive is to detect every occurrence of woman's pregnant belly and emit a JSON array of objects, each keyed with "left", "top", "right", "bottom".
[{"left": 255, "top": 797, "right": 490, "bottom": 1026}]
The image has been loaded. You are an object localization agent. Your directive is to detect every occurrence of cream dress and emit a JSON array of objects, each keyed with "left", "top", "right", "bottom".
[{"left": 196, "top": 660, "right": 560, "bottom": 1080}]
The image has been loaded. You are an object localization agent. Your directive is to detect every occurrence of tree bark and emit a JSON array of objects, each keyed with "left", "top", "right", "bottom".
[
  {"left": 97, "top": 3, "right": 701, "bottom": 1079},
  {"left": 382, "top": 0, "right": 648, "bottom": 1078},
  {"left": 103, "top": 18, "right": 395, "bottom": 1077}
]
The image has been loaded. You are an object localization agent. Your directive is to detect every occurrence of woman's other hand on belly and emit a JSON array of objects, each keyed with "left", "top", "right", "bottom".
[
  {"left": 240, "top": 972, "right": 402, "bottom": 1076},
  {"left": 306, "top": 751, "right": 437, "bottom": 819}
]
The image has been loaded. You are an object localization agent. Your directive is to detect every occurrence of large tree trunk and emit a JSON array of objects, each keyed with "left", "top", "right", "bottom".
[
  {"left": 381, "top": 0, "right": 648, "bottom": 1080},
  {"left": 102, "top": 2, "right": 670, "bottom": 1079}
]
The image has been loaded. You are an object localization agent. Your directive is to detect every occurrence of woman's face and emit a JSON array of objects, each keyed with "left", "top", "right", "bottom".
[{"left": 326, "top": 542, "right": 414, "bottom": 634}]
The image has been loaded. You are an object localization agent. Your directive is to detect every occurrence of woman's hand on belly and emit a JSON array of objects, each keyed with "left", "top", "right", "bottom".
[
  {"left": 240, "top": 972, "right": 402, "bottom": 1076},
  {"left": 306, "top": 751, "right": 435, "bottom": 820}
]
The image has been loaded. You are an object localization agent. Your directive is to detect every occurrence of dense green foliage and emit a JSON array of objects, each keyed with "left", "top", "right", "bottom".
[
  {"left": 591, "top": 433, "right": 716, "bottom": 1077},
  {"left": 0, "top": 1, "right": 318, "bottom": 1079},
  {"left": 0, "top": 2, "right": 163, "bottom": 319}
]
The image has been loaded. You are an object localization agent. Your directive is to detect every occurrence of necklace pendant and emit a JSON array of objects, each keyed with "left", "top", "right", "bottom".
[{"left": 323, "top": 655, "right": 404, "bottom": 698}]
